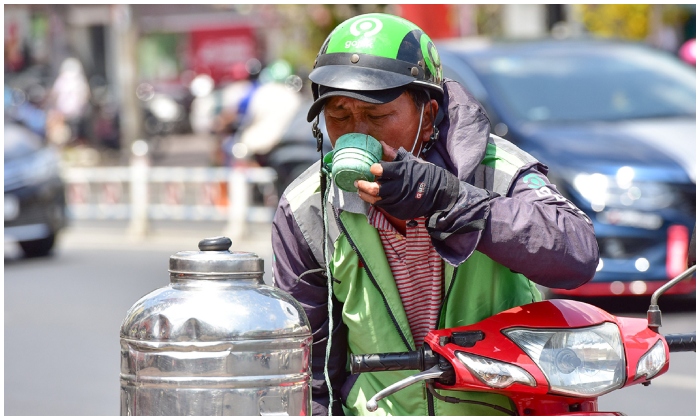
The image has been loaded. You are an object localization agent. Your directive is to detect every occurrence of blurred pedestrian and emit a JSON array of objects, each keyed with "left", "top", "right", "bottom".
[
  {"left": 215, "top": 59, "right": 303, "bottom": 168},
  {"left": 235, "top": 59, "right": 302, "bottom": 165},
  {"left": 47, "top": 57, "right": 91, "bottom": 145}
]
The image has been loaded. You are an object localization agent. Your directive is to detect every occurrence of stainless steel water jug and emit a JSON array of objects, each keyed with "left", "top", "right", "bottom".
[{"left": 120, "top": 236, "right": 312, "bottom": 416}]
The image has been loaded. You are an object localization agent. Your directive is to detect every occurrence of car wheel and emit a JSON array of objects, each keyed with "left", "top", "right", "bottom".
[{"left": 20, "top": 234, "right": 56, "bottom": 258}]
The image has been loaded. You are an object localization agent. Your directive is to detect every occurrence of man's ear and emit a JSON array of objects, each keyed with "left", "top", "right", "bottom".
[{"left": 421, "top": 99, "right": 440, "bottom": 140}]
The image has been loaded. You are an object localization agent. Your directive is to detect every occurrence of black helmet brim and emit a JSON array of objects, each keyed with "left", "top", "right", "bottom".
[
  {"left": 307, "top": 85, "right": 407, "bottom": 122},
  {"left": 310, "top": 63, "right": 417, "bottom": 93}
]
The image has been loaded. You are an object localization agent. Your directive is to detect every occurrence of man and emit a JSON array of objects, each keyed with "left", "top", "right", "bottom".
[{"left": 271, "top": 13, "right": 599, "bottom": 416}]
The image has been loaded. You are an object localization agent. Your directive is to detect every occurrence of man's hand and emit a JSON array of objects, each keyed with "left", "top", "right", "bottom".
[
  {"left": 355, "top": 148, "right": 460, "bottom": 221},
  {"left": 354, "top": 163, "right": 385, "bottom": 206}
]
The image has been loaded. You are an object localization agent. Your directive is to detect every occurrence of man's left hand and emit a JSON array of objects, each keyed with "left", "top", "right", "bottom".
[{"left": 355, "top": 152, "right": 460, "bottom": 221}]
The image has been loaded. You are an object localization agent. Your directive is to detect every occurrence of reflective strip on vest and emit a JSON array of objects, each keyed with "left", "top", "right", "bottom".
[
  {"left": 284, "top": 161, "right": 339, "bottom": 267},
  {"left": 474, "top": 134, "right": 539, "bottom": 195}
]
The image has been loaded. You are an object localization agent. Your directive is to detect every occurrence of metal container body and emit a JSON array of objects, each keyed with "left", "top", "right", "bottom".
[
  {"left": 121, "top": 338, "right": 310, "bottom": 415},
  {"left": 120, "top": 242, "right": 312, "bottom": 416}
]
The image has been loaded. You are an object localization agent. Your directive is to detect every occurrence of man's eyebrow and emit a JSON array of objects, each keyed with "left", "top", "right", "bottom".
[{"left": 326, "top": 101, "right": 381, "bottom": 111}]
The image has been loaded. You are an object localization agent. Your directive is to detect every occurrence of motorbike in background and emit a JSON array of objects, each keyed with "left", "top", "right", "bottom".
[
  {"left": 351, "top": 265, "right": 696, "bottom": 415},
  {"left": 137, "top": 81, "right": 193, "bottom": 160}
]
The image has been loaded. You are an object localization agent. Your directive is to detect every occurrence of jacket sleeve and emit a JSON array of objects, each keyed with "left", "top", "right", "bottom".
[
  {"left": 271, "top": 195, "right": 348, "bottom": 416},
  {"left": 428, "top": 164, "right": 599, "bottom": 290}
]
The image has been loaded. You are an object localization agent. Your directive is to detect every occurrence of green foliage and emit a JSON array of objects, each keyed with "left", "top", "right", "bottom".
[
  {"left": 274, "top": 4, "right": 393, "bottom": 74},
  {"left": 577, "top": 4, "right": 694, "bottom": 41},
  {"left": 578, "top": 4, "right": 651, "bottom": 40},
  {"left": 475, "top": 5, "right": 504, "bottom": 37}
]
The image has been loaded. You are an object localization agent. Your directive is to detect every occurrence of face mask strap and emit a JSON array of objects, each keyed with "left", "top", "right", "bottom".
[{"left": 410, "top": 102, "right": 426, "bottom": 156}]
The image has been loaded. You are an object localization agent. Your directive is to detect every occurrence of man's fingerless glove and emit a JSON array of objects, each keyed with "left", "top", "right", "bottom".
[{"left": 375, "top": 151, "right": 460, "bottom": 221}]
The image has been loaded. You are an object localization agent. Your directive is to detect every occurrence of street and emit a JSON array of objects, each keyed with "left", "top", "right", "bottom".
[
  {"left": 4, "top": 220, "right": 274, "bottom": 415},
  {"left": 4, "top": 220, "right": 696, "bottom": 415}
]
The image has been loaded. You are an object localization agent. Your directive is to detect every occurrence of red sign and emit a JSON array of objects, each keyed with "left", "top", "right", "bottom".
[
  {"left": 398, "top": 4, "right": 457, "bottom": 40},
  {"left": 190, "top": 26, "right": 257, "bottom": 84}
]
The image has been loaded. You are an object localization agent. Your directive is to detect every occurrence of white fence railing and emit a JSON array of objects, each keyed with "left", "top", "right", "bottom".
[{"left": 61, "top": 163, "right": 278, "bottom": 239}]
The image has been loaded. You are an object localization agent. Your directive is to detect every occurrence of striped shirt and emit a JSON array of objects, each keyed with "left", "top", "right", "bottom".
[{"left": 367, "top": 206, "right": 443, "bottom": 347}]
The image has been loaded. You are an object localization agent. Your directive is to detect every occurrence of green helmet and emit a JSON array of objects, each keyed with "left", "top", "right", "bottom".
[{"left": 307, "top": 13, "right": 443, "bottom": 121}]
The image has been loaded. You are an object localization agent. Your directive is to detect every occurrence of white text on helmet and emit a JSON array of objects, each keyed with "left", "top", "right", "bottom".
[{"left": 345, "top": 39, "right": 374, "bottom": 50}]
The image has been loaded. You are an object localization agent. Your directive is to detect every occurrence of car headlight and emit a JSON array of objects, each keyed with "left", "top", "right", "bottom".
[
  {"left": 635, "top": 340, "right": 666, "bottom": 380},
  {"left": 570, "top": 169, "right": 677, "bottom": 212},
  {"left": 455, "top": 352, "right": 536, "bottom": 388},
  {"left": 504, "top": 322, "right": 625, "bottom": 397}
]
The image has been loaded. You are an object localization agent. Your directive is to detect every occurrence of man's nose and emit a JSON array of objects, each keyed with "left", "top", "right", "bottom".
[{"left": 350, "top": 117, "right": 370, "bottom": 134}]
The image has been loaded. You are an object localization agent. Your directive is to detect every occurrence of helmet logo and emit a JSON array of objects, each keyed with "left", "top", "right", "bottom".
[{"left": 349, "top": 17, "right": 383, "bottom": 37}]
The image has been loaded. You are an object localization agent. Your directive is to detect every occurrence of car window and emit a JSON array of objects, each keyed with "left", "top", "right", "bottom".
[
  {"left": 466, "top": 45, "right": 696, "bottom": 123},
  {"left": 441, "top": 53, "right": 488, "bottom": 102}
]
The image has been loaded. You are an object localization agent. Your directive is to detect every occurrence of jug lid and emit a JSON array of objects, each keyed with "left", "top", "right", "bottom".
[{"left": 169, "top": 236, "right": 263, "bottom": 276}]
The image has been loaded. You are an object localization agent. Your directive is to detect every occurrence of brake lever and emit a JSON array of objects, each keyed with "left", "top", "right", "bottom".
[{"left": 366, "top": 365, "right": 446, "bottom": 412}]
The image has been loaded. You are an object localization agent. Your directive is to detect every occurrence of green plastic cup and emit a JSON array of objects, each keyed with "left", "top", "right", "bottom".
[{"left": 331, "top": 133, "right": 383, "bottom": 192}]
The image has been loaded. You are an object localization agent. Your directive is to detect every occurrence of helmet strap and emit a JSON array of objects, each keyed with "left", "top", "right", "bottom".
[
  {"left": 313, "top": 115, "right": 329, "bottom": 195},
  {"left": 409, "top": 102, "right": 425, "bottom": 157},
  {"left": 312, "top": 115, "right": 324, "bottom": 152},
  {"left": 431, "top": 125, "right": 439, "bottom": 142}
]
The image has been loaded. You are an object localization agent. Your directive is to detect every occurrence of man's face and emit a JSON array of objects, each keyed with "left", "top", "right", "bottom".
[{"left": 323, "top": 92, "right": 428, "bottom": 160}]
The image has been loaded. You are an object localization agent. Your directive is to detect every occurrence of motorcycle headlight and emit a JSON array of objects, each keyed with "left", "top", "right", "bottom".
[
  {"left": 504, "top": 322, "right": 625, "bottom": 397},
  {"left": 635, "top": 340, "right": 666, "bottom": 380},
  {"left": 455, "top": 352, "right": 536, "bottom": 388}
]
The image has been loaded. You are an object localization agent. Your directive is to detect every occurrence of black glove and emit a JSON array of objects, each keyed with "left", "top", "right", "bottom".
[{"left": 375, "top": 151, "right": 460, "bottom": 221}]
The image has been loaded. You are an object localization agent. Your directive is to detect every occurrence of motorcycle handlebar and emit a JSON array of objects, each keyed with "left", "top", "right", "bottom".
[
  {"left": 350, "top": 351, "right": 423, "bottom": 374},
  {"left": 665, "top": 333, "right": 696, "bottom": 352}
]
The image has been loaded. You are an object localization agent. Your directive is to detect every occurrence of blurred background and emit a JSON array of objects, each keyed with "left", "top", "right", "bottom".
[
  {"left": 4, "top": 4, "right": 696, "bottom": 416},
  {"left": 4, "top": 5, "right": 695, "bottom": 165}
]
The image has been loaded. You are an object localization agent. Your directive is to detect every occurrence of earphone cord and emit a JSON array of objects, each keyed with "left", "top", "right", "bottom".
[
  {"left": 315, "top": 115, "right": 335, "bottom": 416},
  {"left": 321, "top": 161, "right": 334, "bottom": 416},
  {"left": 319, "top": 98, "right": 426, "bottom": 415}
]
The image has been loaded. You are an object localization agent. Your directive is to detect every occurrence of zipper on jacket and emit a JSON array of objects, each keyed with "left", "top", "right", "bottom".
[
  {"left": 334, "top": 210, "right": 412, "bottom": 351},
  {"left": 435, "top": 267, "right": 459, "bottom": 330},
  {"left": 427, "top": 383, "right": 436, "bottom": 416},
  {"left": 428, "top": 267, "right": 458, "bottom": 416}
]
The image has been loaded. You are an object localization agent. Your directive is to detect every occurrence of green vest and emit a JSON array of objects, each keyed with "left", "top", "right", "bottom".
[{"left": 285, "top": 135, "right": 542, "bottom": 415}]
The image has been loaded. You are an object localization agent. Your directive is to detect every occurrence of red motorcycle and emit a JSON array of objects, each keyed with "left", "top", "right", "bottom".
[{"left": 351, "top": 265, "right": 696, "bottom": 416}]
